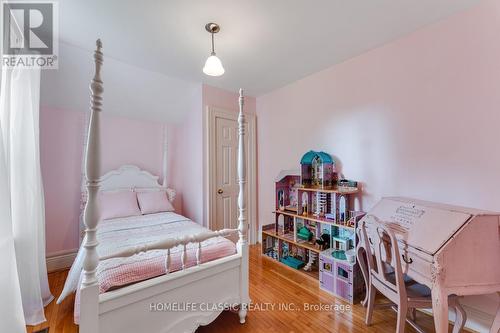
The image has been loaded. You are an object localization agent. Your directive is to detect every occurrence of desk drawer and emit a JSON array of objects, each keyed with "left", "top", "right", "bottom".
[{"left": 398, "top": 247, "right": 433, "bottom": 284}]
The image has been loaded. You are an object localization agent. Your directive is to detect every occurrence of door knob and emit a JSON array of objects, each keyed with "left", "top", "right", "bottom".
[{"left": 217, "top": 189, "right": 223, "bottom": 194}]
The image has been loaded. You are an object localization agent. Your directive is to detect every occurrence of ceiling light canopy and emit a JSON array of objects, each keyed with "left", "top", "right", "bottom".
[{"left": 203, "top": 23, "right": 225, "bottom": 77}]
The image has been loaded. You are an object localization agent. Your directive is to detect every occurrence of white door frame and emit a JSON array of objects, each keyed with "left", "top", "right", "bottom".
[{"left": 205, "top": 106, "right": 257, "bottom": 245}]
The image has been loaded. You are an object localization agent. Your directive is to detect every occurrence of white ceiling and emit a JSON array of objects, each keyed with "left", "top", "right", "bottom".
[
  {"left": 58, "top": 0, "right": 480, "bottom": 96},
  {"left": 41, "top": 43, "right": 202, "bottom": 122}
]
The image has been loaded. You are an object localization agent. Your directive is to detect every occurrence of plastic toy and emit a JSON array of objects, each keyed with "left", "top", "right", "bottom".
[
  {"left": 297, "top": 226, "right": 313, "bottom": 241},
  {"left": 280, "top": 256, "right": 306, "bottom": 270}
]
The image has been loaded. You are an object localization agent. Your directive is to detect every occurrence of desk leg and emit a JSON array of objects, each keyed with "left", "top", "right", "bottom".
[{"left": 432, "top": 287, "right": 449, "bottom": 333}]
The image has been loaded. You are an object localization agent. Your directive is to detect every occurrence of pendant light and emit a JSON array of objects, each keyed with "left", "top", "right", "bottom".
[{"left": 203, "top": 23, "right": 225, "bottom": 76}]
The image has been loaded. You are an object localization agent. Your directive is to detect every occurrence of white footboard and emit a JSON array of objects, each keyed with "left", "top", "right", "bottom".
[
  {"left": 79, "top": 40, "right": 249, "bottom": 333},
  {"left": 95, "top": 254, "right": 244, "bottom": 333}
]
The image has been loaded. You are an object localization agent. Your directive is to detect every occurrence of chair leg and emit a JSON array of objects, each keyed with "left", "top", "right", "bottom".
[
  {"left": 357, "top": 248, "right": 370, "bottom": 307},
  {"left": 365, "top": 283, "right": 376, "bottom": 326},
  {"left": 409, "top": 308, "right": 417, "bottom": 321},
  {"left": 396, "top": 303, "right": 408, "bottom": 333},
  {"left": 452, "top": 300, "right": 466, "bottom": 333}
]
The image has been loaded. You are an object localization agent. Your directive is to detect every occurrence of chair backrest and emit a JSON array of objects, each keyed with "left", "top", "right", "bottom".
[
  {"left": 357, "top": 220, "right": 376, "bottom": 272},
  {"left": 364, "top": 215, "right": 407, "bottom": 301}
]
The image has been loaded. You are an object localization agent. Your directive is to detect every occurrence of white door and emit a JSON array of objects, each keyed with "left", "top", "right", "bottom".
[
  {"left": 215, "top": 116, "right": 240, "bottom": 230},
  {"left": 208, "top": 107, "right": 256, "bottom": 243}
]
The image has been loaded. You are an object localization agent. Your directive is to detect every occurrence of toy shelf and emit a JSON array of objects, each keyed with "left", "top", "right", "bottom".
[
  {"left": 261, "top": 252, "right": 319, "bottom": 280},
  {"left": 298, "top": 186, "right": 359, "bottom": 195},
  {"left": 273, "top": 210, "right": 355, "bottom": 231},
  {"left": 262, "top": 229, "right": 321, "bottom": 254},
  {"left": 261, "top": 228, "right": 320, "bottom": 280},
  {"left": 272, "top": 257, "right": 319, "bottom": 280}
]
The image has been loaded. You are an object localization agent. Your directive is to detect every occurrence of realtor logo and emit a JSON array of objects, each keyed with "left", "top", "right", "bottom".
[{"left": 2, "top": 1, "right": 58, "bottom": 69}]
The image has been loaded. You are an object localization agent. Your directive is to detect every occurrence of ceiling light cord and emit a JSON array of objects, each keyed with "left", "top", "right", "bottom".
[{"left": 211, "top": 32, "right": 215, "bottom": 55}]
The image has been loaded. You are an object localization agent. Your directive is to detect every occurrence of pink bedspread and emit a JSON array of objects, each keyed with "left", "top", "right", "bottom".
[{"left": 74, "top": 212, "right": 236, "bottom": 323}]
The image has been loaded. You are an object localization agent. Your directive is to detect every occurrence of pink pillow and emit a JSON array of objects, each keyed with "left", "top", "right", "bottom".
[
  {"left": 99, "top": 190, "right": 141, "bottom": 220},
  {"left": 137, "top": 191, "right": 174, "bottom": 215}
]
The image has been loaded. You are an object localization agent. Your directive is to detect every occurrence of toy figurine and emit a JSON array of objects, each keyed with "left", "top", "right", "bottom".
[
  {"left": 278, "top": 190, "right": 285, "bottom": 211},
  {"left": 301, "top": 192, "right": 309, "bottom": 216},
  {"left": 282, "top": 243, "right": 289, "bottom": 258}
]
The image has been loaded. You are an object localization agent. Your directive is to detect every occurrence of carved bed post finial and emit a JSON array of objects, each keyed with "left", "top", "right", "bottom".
[
  {"left": 237, "top": 88, "right": 249, "bottom": 324},
  {"left": 82, "top": 39, "right": 104, "bottom": 288}
]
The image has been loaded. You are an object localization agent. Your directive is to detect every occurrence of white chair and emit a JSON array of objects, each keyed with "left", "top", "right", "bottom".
[{"left": 361, "top": 219, "right": 466, "bottom": 333}]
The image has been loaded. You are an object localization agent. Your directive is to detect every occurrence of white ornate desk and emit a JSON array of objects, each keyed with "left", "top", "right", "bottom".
[{"left": 358, "top": 197, "right": 500, "bottom": 333}]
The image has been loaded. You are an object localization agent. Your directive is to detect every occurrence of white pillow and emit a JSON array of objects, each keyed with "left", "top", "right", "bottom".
[
  {"left": 99, "top": 190, "right": 141, "bottom": 220},
  {"left": 137, "top": 191, "right": 174, "bottom": 215}
]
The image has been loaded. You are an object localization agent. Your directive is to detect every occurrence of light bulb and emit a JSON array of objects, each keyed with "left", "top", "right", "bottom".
[{"left": 203, "top": 53, "right": 225, "bottom": 76}]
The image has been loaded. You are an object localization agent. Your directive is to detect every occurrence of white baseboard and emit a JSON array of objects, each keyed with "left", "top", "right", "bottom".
[
  {"left": 46, "top": 250, "right": 78, "bottom": 273},
  {"left": 461, "top": 304, "right": 496, "bottom": 333},
  {"left": 420, "top": 294, "right": 499, "bottom": 333}
]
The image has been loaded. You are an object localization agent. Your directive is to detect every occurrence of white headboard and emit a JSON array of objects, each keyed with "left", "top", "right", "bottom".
[
  {"left": 79, "top": 165, "right": 176, "bottom": 242},
  {"left": 99, "top": 165, "right": 176, "bottom": 202}
]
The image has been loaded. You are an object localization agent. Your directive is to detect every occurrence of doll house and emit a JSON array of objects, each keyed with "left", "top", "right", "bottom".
[
  {"left": 262, "top": 152, "right": 365, "bottom": 296},
  {"left": 300, "top": 151, "right": 337, "bottom": 188}
]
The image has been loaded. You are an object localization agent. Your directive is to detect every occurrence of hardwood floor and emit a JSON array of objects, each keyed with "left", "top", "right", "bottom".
[
  {"left": 26, "top": 269, "right": 77, "bottom": 333},
  {"left": 28, "top": 245, "right": 453, "bottom": 333}
]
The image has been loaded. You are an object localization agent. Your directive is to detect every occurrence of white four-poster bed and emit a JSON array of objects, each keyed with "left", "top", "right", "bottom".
[{"left": 75, "top": 40, "right": 250, "bottom": 333}]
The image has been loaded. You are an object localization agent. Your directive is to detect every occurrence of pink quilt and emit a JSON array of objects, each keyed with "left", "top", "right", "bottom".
[{"left": 73, "top": 212, "right": 236, "bottom": 324}]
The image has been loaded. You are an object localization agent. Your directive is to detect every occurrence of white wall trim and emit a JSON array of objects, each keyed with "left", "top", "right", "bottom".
[
  {"left": 420, "top": 293, "right": 499, "bottom": 333},
  {"left": 46, "top": 249, "right": 78, "bottom": 273},
  {"left": 205, "top": 106, "right": 258, "bottom": 244},
  {"left": 461, "top": 305, "right": 496, "bottom": 332}
]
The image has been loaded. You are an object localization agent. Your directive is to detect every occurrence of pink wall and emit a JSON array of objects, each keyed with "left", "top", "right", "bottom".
[
  {"left": 41, "top": 107, "right": 169, "bottom": 256},
  {"left": 202, "top": 84, "right": 256, "bottom": 115},
  {"left": 100, "top": 115, "right": 164, "bottom": 176},
  {"left": 170, "top": 84, "right": 256, "bottom": 227},
  {"left": 257, "top": 0, "right": 500, "bottom": 229},
  {"left": 168, "top": 84, "right": 204, "bottom": 225},
  {"left": 256, "top": 0, "right": 500, "bottom": 321},
  {"left": 40, "top": 108, "right": 85, "bottom": 256}
]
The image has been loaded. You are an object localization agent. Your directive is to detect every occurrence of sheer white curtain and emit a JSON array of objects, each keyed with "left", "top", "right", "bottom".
[{"left": 0, "top": 67, "right": 53, "bottom": 330}]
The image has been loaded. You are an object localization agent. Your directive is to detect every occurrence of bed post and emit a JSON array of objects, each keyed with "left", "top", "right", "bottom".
[
  {"left": 80, "top": 39, "right": 103, "bottom": 333},
  {"left": 237, "top": 88, "right": 250, "bottom": 324}
]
